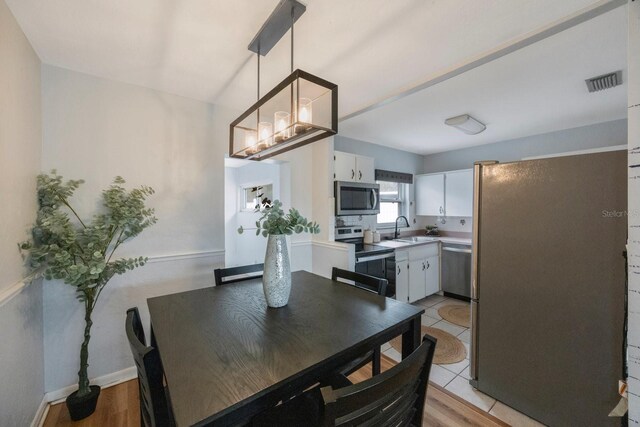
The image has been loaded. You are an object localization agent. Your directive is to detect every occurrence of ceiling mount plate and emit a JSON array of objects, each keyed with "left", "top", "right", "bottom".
[{"left": 248, "top": 0, "right": 306, "bottom": 56}]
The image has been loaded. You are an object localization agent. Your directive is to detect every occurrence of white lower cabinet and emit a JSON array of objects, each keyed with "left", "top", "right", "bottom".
[
  {"left": 395, "top": 243, "right": 440, "bottom": 303},
  {"left": 395, "top": 251, "right": 409, "bottom": 303}
]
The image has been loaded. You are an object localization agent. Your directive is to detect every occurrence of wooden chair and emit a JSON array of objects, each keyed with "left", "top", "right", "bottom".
[
  {"left": 125, "top": 307, "right": 174, "bottom": 427},
  {"left": 252, "top": 335, "right": 437, "bottom": 427},
  {"left": 214, "top": 263, "right": 264, "bottom": 286},
  {"left": 331, "top": 267, "right": 388, "bottom": 376},
  {"left": 331, "top": 267, "right": 388, "bottom": 296}
]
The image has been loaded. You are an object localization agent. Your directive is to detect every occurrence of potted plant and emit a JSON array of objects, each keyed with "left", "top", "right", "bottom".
[
  {"left": 238, "top": 200, "right": 319, "bottom": 307},
  {"left": 20, "top": 171, "right": 157, "bottom": 421}
]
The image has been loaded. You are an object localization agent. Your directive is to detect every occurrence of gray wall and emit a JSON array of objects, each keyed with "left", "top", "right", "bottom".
[
  {"left": 423, "top": 119, "right": 627, "bottom": 173},
  {"left": 0, "top": 0, "right": 44, "bottom": 424}
]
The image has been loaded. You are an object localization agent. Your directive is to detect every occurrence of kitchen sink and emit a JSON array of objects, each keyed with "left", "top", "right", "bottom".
[{"left": 394, "top": 236, "right": 439, "bottom": 243}]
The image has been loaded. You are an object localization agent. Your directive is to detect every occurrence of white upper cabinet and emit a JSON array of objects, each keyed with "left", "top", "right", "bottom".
[
  {"left": 444, "top": 169, "right": 473, "bottom": 217},
  {"left": 415, "top": 169, "right": 473, "bottom": 217},
  {"left": 334, "top": 151, "right": 375, "bottom": 183},
  {"left": 415, "top": 174, "right": 445, "bottom": 216}
]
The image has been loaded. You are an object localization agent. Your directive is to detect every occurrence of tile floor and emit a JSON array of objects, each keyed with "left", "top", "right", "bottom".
[{"left": 381, "top": 293, "right": 544, "bottom": 426}]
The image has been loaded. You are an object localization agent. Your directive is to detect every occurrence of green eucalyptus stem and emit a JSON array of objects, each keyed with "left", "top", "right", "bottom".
[{"left": 77, "top": 295, "right": 93, "bottom": 397}]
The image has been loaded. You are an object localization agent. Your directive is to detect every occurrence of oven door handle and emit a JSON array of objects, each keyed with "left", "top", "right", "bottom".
[{"left": 356, "top": 253, "right": 395, "bottom": 263}]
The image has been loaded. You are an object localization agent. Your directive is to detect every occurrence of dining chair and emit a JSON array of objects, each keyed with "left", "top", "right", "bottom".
[
  {"left": 214, "top": 263, "right": 264, "bottom": 286},
  {"left": 125, "top": 307, "right": 174, "bottom": 427},
  {"left": 252, "top": 334, "right": 437, "bottom": 427},
  {"left": 331, "top": 267, "right": 388, "bottom": 376}
]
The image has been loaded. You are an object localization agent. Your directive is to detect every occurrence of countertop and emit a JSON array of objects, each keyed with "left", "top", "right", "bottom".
[{"left": 376, "top": 236, "right": 471, "bottom": 249}]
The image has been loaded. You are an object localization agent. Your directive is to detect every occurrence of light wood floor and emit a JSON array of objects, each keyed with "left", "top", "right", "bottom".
[{"left": 44, "top": 355, "right": 509, "bottom": 427}]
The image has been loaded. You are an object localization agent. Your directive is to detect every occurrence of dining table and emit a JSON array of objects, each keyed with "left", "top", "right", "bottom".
[{"left": 147, "top": 270, "right": 425, "bottom": 427}]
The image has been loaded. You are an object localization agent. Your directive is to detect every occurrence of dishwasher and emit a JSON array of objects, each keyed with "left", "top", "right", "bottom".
[{"left": 441, "top": 243, "right": 472, "bottom": 300}]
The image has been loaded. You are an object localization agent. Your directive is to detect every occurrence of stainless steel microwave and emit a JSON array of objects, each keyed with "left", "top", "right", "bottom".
[{"left": 335, "top": 181, "right": 380, "bottom": 216}]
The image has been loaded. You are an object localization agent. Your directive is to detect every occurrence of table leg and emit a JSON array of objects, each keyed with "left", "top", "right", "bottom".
[
  {"left": 401, "top": 317, "right": 421, "bottom": 359},
  {"left": 372, "top": 347, "right": 381, "bottom": 376}
]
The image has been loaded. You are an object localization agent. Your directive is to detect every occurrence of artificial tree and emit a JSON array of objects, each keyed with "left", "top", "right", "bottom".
[{"left": 20, "top": 171, "right": 156, "bottom": 417}]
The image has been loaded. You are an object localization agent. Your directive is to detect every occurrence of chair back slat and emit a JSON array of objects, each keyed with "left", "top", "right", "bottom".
[
  {"left": 320, "top": 335, "right": 436, "bottom": 427},
  {"left": 126, "top": 307, "right": 173, "bottom": 427},
  {"left": 214, "top": 263, "right": 264, "bottom": 286},
  {"left": 331, "top": 267, "right": 388, "bottom": 296}
]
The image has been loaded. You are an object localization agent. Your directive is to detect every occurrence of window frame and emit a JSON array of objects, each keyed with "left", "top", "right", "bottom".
[{"left": 376, "top": 180, "right": 408, "bottom": 229}]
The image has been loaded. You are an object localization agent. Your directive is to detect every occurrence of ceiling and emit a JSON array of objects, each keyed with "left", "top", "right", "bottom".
[
  {"left": 339, "top": 5, "right": 628, "bottom": 155},
  {"left": 5, "top": 0, "right": 627, "bottom": 154}
]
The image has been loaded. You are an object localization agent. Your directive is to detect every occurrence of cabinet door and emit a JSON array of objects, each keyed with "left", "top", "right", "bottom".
[
  {"left": 356, "top": 155, "right": 375, "bottom": 183},
  {"left": 445, "top": 169, "right": 473, "bottom": 217},
  {"left": 425, "top": 255, "right": 439, "bottom": 296},
  {"left": 408, "top": 259, "right": 427, "bottom": 302},
  {"left": 334, "top": 151, "right": 356, "bottom": 182},
  {"left": 415, "top": 174, "right": 445, "bottom": 216},
  {"left": 395, "top": 258, "right": 409, "bottom": 303}
]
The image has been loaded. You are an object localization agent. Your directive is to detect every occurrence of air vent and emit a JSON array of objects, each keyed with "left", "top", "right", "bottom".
[{"left": 585, "top": 71, "right": 622, "bottom": 93}]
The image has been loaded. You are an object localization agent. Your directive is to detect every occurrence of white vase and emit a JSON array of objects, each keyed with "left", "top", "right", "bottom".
[{"left": 263, "top": 234, "right": 291, "bottom": 308}]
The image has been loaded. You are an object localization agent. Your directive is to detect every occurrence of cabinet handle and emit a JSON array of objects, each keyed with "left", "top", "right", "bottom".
[
  {"left": 359, "top": 170, "right": 362, "bottom": 180},
  {"left": 351, "top": 169, "right": 355, "bottom": 179},
  {"left": 397, "top": 265, "right": 401, "bottom": 275},
  {"left": 422, "top": 262, "right": 426, "bottom": 271},
  {"left": 426, "top": 261, "right": 430, "bottom": 269},
  {"left": 439, "top": 206, "right": 443, "bottom": 214}
]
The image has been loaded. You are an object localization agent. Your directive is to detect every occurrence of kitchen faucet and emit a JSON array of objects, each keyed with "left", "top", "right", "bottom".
[{"left": 394, "top": 216, "right": 409, "bottom": 239}]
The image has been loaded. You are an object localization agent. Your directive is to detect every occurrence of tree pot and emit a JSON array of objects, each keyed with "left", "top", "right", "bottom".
[{"left": 66, "top": 385, "right": 101, "bottom": 421}]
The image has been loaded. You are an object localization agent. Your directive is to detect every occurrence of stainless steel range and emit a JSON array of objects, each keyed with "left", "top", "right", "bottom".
[{"left": 335, "top": 226, "right": 395, "bottom": 296}]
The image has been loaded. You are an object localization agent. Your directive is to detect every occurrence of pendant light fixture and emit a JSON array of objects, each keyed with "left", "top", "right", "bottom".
[{"left": 229, "top": 0, "right": 338, "bottom": 161}]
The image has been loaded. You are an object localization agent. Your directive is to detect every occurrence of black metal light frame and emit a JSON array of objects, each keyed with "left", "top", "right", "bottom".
[{"left": 229, "top": 69, "right": 338, "bottom": 161}]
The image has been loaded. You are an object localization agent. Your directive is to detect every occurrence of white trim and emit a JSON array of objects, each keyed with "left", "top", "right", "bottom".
[
  {"left": 340, "top": 0, "right": 626, "bottom": 121},
  {"left": 0, "top": 271, "right": 40, "bottom": 308},
  {"left": 312, "top": 240, "right": 351, "bottom": 251},
  {"left": 291, "top": 240, "right": 312, "bottom": 248},
  {"left": 45, "top": 366, "right": 137, "bottom": 404},
  {"left": 30, "top": 396, "right": 48, "bottom": 427},
  {"left": 145, "top": 249, "right": 225, "bottom": 264},
  {"left": 0, "top": 251, "right": 225, "bottom": 308},
  {"left": 522, "top": 145, "right": 627, "bottom": 160}
]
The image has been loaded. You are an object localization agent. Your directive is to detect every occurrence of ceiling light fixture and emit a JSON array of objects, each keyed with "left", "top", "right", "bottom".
[
  {"left": 445, "top": 114, "right": 486, "bottom": 135},
  {"left": 229, "top": 0, "right": 338, "bottom": 161}
]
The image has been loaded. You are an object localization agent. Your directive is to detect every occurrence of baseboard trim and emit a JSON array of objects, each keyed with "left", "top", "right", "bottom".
[
  {"left": 45, "top": 366, "right": 137, "bottom": 404},
  {"left": 0, "top": 271, "right": 40, "bottom": 308},
  {"left": 30, "top": 396, "right": 49, "bottom": 427}
]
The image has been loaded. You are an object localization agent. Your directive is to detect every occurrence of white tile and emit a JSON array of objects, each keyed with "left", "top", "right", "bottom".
[
  {"left": 383, "top": 347, "right": 401, "bottom": 363},
  {"left": 432, "top": 320, "right": 466, "bottom": 337},
  {"left": 428, "top": 364, "right": 457, "bottom": 387},
  {"left": 381, "top": 342, "right": 391, "bottom": 352},
  {"left": 421, "top": 294, "right": 447, "bottom": 307},
  {"left": 424, "top": 307, "right": 442, "bottom": 320},
  {"left": 458, "top": 329, "right": 471, "bottom": 344},
  {"left": 459, "top": 365, "right": 471, "bottom": 380},
  {"left": 445, "top": 376, "right": 496, "bottom": 412},
  {"left": 421, "top": 314, "right": 439, "bottom": 327},
  {"left": 462, "top": 341, "right": 470, "bottom": 359},
  {"left": 440, "top": 359, "right": 469, "bottom": 375},
  {"left": 489, "top": 401, "right": 545, "bottom": 427}
]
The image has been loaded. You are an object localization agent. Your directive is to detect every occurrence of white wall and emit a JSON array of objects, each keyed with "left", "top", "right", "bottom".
[
  {"left": 41, "top": 65, "right": 228, "bottom": 392},
  {"left": 0, "top": 0, "right": 44, "bottom": 424},
  {"left": 627, "top": 1, "right": 640, "bottom": 423},
  {"left": 225, "top": 161, "right": 283, "bottom": 267}
]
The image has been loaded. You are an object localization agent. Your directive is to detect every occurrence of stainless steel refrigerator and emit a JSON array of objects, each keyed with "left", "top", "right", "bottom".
[{"left": 470, "top": 151, "right": 627, "bottom": 426}]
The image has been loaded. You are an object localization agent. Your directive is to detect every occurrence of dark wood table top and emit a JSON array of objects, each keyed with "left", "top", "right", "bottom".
[{"left": 147, "top": 270, "right": 424, "bottom": 426}]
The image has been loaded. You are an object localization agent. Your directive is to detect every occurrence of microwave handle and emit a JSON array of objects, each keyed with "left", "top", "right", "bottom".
[{"left": 370, "top": 188, "right": 377, "bottom": 209}]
